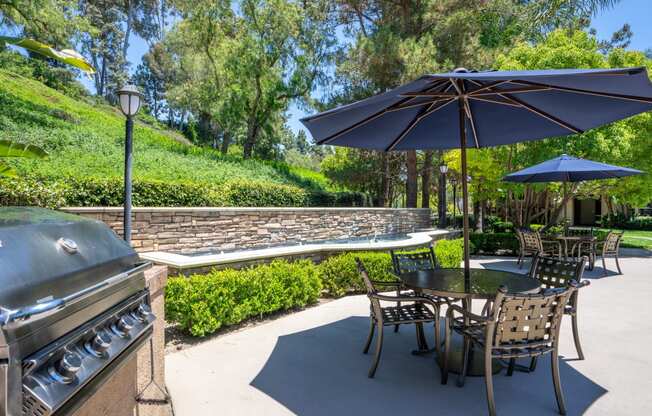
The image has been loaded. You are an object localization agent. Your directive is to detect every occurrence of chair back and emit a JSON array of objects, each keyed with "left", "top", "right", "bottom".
[
  {"left": 356, "top": 258, "right": 383, "bottom": 318},
  {"left": 517, "top": 228, "right": 543, "bottom": 252},
  {"left": 528, "top": 254, "right": 586, "bottom": 289},
  {"left": 566, "top": 226, "right": 594, "bottom": 237},
  {"left": 487, "top": 285, "right": 575, "bottom": 349},
  {"left": 391, "top": 246, "right": 437, "bottom": 275},
  {"left": 603, "top": 231, "right": 623, "bottom": 254}
]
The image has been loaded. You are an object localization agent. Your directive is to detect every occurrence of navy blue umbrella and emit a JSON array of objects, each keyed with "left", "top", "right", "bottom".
[
  {"left": 503, "top": 154, "right": 643, "bottom": 222},
  {"left": 301, "top": 67, "right": 652, "bottom": 276},
  {"left": 503, "top": 154, "right": 643, "bottom": 183}
]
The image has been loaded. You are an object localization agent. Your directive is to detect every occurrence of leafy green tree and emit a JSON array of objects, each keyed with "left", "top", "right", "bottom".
[{"left": 494, "top": 29, "right": 652, "bottom": 225}]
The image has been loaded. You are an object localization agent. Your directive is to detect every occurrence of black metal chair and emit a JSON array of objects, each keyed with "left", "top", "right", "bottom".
[
  {"left": 442, "top": 284, "right": 577, "bottom": 416},
  {"left": 528, "top": 254, "right": 590, "bottom": 360},
  {"left": 356, "top": 258, "right": 441, "bottom": 378},
  {"left": 390, "top": 246, "right": 453, "bottom": 332}
]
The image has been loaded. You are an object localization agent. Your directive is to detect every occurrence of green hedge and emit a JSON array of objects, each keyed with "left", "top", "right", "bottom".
[
  {"left": 165, "top": 259, "right": 322, "bottom": 337},
  {"left": 470, "top": 232, "right": 519, "bottom": 255},
  {"left": 0, "top": 176, "right": 372, "bottom": 208},
  {"left": 600, "top": 214, "right": 652, "bottom": 231},
  {"left": 165, "top": 240, "right": 465, "bottom": 337},
  {"left": 318, "top": 251, "right": 396, "bottom": 297},
  {"left": 0, "top": 176, "right": 320, "bottom": 208}
]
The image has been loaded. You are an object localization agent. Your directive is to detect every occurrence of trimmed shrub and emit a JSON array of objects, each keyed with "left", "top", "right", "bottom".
[
  {"left": 600, "top": 214, "right": 652, "bottom": 231},
  {"left": 0, "top": 177, "right": 66, "bottom": 208},
  {"left": 219, "top": 180, "right": 309, "bottom": 207},
  {"left": 165, "top": 259, "right": 322, "bottom": 337},
  {"left": 434, "top": 239, "right": 465, "bottom": 267},
  {"left": 470, "top": 232, "right": 519, "bottom": 255},
  {"left": 317, "top": 251, "right": 396, "bottom": 297}
]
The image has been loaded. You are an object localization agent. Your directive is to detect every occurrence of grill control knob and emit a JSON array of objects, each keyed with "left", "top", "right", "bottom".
[
  {"left": 132, "top": 303, "right": 152, "bottom": 322},
  {"left": 91, "top": 331, "right": 112, "bottom": 354},
  {"left": 55, "top": 352, "right": 81, "bottom": 381},
  {"left": 113, "top": 315, "right": 134, "bottom": 337}
]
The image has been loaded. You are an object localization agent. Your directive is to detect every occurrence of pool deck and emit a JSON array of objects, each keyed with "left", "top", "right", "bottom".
[
  {"left": 165, "top": 250, "right": 652, "bottom": 416},
  {"left": 142, "top": 229, "right": 453, "bottom": 270}
]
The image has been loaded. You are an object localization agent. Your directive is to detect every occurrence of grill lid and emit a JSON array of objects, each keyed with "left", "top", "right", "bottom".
[{"left": 0, "top": 207, "right": 139, "bottom": 311}]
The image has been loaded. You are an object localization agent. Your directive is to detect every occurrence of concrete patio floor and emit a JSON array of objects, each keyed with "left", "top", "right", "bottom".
[{"left": 166, "top": 250, "right": 652, "bottom": 416}]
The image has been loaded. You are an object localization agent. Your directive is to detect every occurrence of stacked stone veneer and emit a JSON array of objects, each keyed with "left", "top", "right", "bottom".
[{"left": 62, "top": 207, "right": 432, "bottom": 253}]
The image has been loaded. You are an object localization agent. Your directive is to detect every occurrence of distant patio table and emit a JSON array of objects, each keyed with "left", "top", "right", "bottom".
[
  {"left": 554, "top": 235, "right": 596, "bottom": 260},
  {"left": 399, "top": 268, "right": 540, "bottom": 376}
]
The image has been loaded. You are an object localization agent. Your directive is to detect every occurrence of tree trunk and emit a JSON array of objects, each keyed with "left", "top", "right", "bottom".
[
  {"left": 421, "top": 150, "right": 432, "bottom": 208},
  {"left": 473, "top": 200, "right": 482, "bottom": 232},
  {"left": 221, "top": 131, "right": 231, "bottom": 154},
  {"left": 243, "top": 119, "right": 259, "bottom": 159},
  {"left": 122, "top": 0, "right": 133, "bottom": 63},
  {"left": 379, "top": 152, "right": 390, "bottom": 207},
  {"left": 406, "top": 150, "right": 418, "bottom": 208}
]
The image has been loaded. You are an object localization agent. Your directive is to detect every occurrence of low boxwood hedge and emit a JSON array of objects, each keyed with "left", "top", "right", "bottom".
[
  {"left": 470, "top": 232, "right": 519, "bottom": 255},
  {"left": 165, "top": 259, "right": 322, "bottom": 337},
  {"left": 165, "top": 240, "right": 465, "bottom": 337},
  {"left": 0, "top": 175, "right": 367, "bottom": 208}
]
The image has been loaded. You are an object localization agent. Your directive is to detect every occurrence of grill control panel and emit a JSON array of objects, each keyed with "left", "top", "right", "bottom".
[{"left": 21, "top": 291, "right": 154, "bottom": 416}]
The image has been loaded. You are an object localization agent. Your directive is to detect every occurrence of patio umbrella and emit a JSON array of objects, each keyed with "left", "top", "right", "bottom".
[
  {"left": 503, "top": 154, "right": 644, "bottom": 222},
  {"left": 300, "top": 67, "right": 652, "bottom": 277}
]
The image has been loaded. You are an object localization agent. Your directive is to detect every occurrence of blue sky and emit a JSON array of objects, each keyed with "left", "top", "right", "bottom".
[{"left": 114, "top": 0, "right": 652, "bottom": 136}]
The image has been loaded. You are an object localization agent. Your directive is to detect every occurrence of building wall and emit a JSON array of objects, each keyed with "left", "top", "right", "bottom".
[{"left": 62, "top": 207, "right": 433, "bottom": 253}]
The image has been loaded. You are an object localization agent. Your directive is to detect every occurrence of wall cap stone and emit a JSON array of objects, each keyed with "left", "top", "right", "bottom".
[{"left": 63, "top": 206, "right": 432, "bottom": 213}]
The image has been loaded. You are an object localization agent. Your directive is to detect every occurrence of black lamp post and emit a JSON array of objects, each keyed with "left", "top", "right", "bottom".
[
  {"left": 450, "top": 176, "right": 457, "bottom": 225},
  {"left": 117, "top": 85, "right": 143, "bottom": 244},
  {"left": 438, "top": 164, "right": 448, "bottom": 228}
]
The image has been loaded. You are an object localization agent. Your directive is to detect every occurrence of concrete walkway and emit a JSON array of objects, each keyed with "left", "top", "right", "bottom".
[{"left": 166, "top": 251, "right": 652, "bottom": 416}]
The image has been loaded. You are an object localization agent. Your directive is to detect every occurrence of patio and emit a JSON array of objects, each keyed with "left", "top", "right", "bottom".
[{"left": 165, "top": 249, "right": 652, "bottom": 416}]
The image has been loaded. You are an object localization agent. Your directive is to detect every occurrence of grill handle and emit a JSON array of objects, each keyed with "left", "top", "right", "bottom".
[{"left": 0, "top": 262, "right": 151, "bottom": 326}]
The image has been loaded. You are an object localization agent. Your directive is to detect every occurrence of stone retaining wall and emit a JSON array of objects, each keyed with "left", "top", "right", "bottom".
[{"left": 63, "top": 207, "right": 433, "bottom": 254}]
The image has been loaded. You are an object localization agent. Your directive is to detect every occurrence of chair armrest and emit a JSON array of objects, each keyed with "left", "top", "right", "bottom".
[
  {"left": 370, "top": 293, "right": 439, "bottom": 309},
  {"left": 369, "top": 280, "right": 402, "bottom": 289},
  {"left": 445, "top": 303, "right": 489, "bottom": 323},
  {"left": 577, "top": 280, "right": 591, "bottom": 288}
]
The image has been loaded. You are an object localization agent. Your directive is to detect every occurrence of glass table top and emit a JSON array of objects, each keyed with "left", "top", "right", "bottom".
[{"left": 399, "top": 268, "right": 541, "bottom": 299}]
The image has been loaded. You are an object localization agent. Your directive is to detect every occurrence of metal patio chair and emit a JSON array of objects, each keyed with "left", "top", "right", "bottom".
[
  {"left": 576, "top": 231, "right": 624, "bottom": 275},
  {"left": 515, "top": 228, "right": 562, "bottom": 268},
  {"left": 390, "top": 246, "right": 451, "bottom": 328},
  {"left": 528, "top": 254, "right": 590, "bottom": 360},
  {"left": 357, "top": 258, "right": 441, "bottom": 378},
  {"left": 441, "top": 284, "right": 577, "bottom": 416}
]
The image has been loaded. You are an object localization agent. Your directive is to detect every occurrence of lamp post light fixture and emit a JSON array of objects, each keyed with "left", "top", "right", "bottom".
[
  {"left": 117, "top": 84, "right": 143, "bottom": 244},
  {"left": 438, "top": 164, "right": 448, "bottom": 228}
]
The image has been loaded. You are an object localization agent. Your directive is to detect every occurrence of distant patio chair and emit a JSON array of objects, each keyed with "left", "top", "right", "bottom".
[
  {"left": 515, "top": 228, "right": 562, "bottom": 268},
  {"left": 591, "top": 231, "right": 624, "bottom": 275},
  {"left": 441, "top": 284, "right": 577, "bottom": 416},
  {"left": 356, "top": 258, "right": 441, "bottom": 378},
  {"left": 528, "top": 254, "right": 590, "bottom": 360}
]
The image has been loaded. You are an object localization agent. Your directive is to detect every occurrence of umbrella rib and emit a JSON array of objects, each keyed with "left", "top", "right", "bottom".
[
  {"left": 510, "top": 80, "right": 652, "bottom": 104},
  {"left": 467, "top": 79, "right": 582, "bottom": 133},
  {"left": 308, "top": 79, "right": 447, "bottom": 125},
  {"left": 468, "top": 95, "right": 522, "bottom": 108},
  {"left": 316, "top": 80, "right": 450, "bottom": 144},
  {"left": 503, "top": 93, "right": 583, "bottom": 134},
  {"left": 385, "top": 98, "right": 456, "bottom": 151},
  {"left": 464, "top": 98, "right": 480, "bottom": 148},
  {"left": 469, "top": 86, "right": 550, "bottom": 96},
  {"left": 466, "top": 80, "right": 510, "bottom": 95}
]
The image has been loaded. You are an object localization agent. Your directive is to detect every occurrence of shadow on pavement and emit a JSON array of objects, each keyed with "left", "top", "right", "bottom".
[{"left": 251, "top": 316, "right": 606, "bottom": 416}]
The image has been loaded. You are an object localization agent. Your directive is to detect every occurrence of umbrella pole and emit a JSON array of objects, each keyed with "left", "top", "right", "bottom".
[
  {"left": 458, "top": 96, "right": 471, "bottom": 279},
  {"left": 563, "top": 181, "right": 568, "bottom": 227}
]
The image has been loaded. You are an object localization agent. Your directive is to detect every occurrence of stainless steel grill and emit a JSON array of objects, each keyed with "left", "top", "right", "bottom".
[{"left": 0, "top": 207, "right": 155, "bottom": 416}]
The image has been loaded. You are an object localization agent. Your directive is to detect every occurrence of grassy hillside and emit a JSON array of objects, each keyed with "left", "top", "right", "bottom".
[{"left": 0, "top": 69, "right": 359, "bottom": 207}]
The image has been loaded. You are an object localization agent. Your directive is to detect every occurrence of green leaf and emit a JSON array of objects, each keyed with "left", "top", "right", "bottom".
[
  {"left": 0, "top": 37, "right": 95, "bottom": 74},
  {"left": 0, "top": 140, "right": 47, "bottom": 158},
  {"left": 0, "top": 161, "right": 16, "bottom": 178}
]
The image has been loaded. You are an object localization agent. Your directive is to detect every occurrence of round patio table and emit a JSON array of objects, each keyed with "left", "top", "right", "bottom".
[
  {"left": 554, "top": 235, "right": 596, "bottom": 259},
  {"left": 399, "top": 268, "right": 540, "bottom": 378}
]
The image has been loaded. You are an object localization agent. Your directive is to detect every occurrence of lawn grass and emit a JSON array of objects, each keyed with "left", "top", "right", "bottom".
[{"left": 598, "top": 228, "right": 652, "bottom": 250}]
